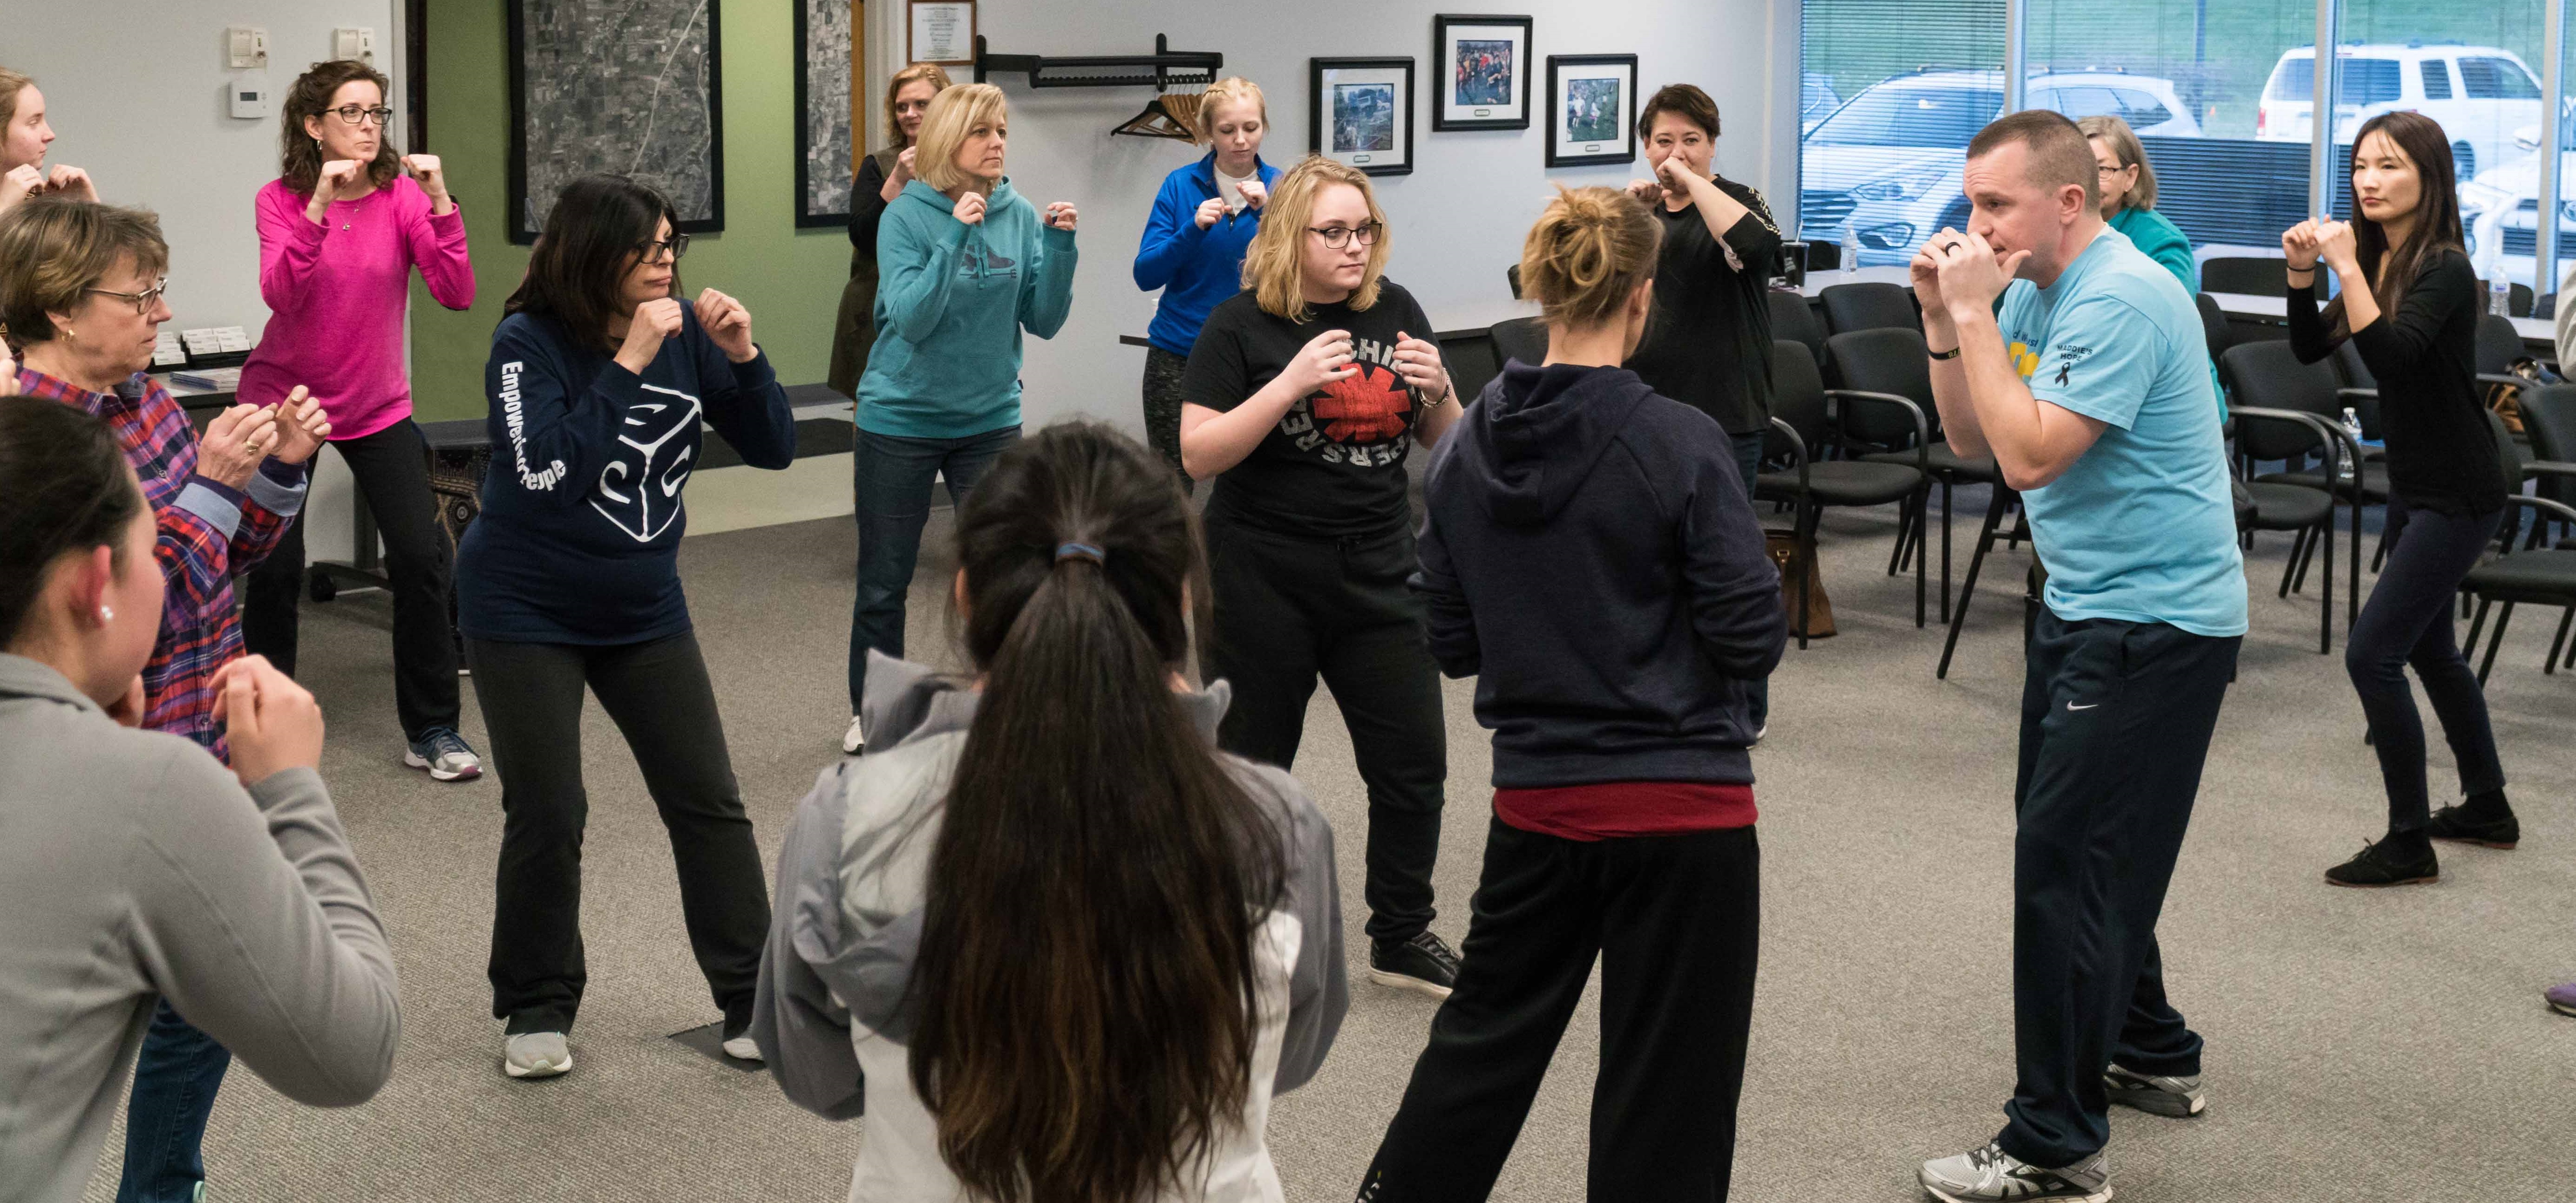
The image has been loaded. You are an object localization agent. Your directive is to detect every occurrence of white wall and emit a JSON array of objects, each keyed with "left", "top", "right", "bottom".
[{"left": 873, "top": 0, "right": 1780, "bottom": 434}]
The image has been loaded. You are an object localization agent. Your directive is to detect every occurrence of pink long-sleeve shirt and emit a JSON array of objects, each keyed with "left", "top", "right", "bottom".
[{"left": 239, "top": 174, "right": 475, "bottom": 440}]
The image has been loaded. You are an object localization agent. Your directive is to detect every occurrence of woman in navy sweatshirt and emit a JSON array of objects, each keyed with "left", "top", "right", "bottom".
[
  {"left": 458, "top": 173, "right": 795, "bottom": 1081},
  {"left": 1132, "top": 76, "right": 1280, "bottom": 489},
  {"left": 1358, "top": 186, "right": 1786, "bottom": 1201}
]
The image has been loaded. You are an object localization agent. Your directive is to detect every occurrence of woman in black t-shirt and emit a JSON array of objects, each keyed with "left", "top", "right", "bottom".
[
  {"left": 827, "top": 63, "right": 950, "bottom": 397},
  {"left": 1179, "top": 155, "right": 1463, "bottom": 998}
]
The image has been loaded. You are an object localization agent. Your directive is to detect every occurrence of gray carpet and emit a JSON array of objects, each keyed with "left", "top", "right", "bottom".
[{"left": 82, "top": 490, "right": 2576, "bottom": 1201}]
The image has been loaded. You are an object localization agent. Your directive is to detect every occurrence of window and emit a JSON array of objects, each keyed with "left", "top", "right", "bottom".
[
  {"left": 1808, "top": 85, "right": 2004, "bottom": 148},
  {"left": 2264, "top": 56, "right": 2399, "bottom": 106},
  {"left": 1796, "top": 0, "right": 2005, "bottom": 258},
  {"left": 2460, "top": 56, "right": 2542, "bottom": 100},
  {"left": 2110, "top": 89, "right": 2175, "bottom": 129},
  {"left": 2420, "top": 60, "right": 2453, "bottom": 101}
]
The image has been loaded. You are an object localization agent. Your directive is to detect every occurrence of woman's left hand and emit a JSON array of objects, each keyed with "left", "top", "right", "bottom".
[
  {"left": 266, "top": 386, "right": 332, "bottom": 465},
  {"left": 1392, "top": 331, "right": 1451, "bottom": 404},
  {"left": 402, "top": 154, "right": 452, "bottom": 214},
  {"left": 695, "top": 288, "right": 758, "bottom": 363},
  {"left": 2313, "top": 219, "right": 2359, "bottom": 273},
  {"left": 1043, "top": 201, "right": 1079, "bottom": 231}
]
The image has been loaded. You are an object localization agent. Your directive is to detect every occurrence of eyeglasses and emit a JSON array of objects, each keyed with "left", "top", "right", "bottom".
[
  {"left": 2096, "top": 164, "right": 2131, "bottom": 176},
  {"left": 1307, "top": 221, "right": 1383, "bottom": 250},
  {"left": 328, "top": 105, "right": 395, "bottom": 126},
  {"left": 85, "top": 279, "right": 168, "bottom": 317},
  {"left": 638, "top": 233, "right": 692, "bottom": 263}
]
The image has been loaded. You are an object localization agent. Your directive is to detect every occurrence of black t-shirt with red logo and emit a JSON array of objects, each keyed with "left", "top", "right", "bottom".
[{"left": 1181, "top": 281, "right": 1439, "bottom": 539}]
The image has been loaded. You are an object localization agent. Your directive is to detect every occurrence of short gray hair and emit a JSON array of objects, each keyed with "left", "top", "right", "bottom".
[{"left": 2076, "top": 114, "right": 2157, "bottom": 211}]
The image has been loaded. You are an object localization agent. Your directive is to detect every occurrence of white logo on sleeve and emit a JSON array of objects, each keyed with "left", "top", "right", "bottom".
[{"left": 591, "top": 383, "right": 701, "bottom": 542}]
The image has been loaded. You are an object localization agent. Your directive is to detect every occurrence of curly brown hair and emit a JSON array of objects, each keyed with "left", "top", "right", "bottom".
[{"left": 279, "top": 59, "right": 401, "bottom": 197}]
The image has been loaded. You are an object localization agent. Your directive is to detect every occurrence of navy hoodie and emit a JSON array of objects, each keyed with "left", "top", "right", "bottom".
[{"left": 1412, "top": 361, "right": 1786, "bottom": 790}]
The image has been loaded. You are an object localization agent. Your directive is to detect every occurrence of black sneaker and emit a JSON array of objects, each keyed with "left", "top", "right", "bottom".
[
  {"left": 1369, "top": 931, "right": 1459, "bottom": 999},
  {"left": 2323, "top": 837, "right": 2438, "bottom": 887},
  {"left": 2425, "top": 805, "right": 2518, "bottom": 850}
]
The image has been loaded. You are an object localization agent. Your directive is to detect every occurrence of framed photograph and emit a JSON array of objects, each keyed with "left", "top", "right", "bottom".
[
  {"left": 795, "top": 0, "right": 856, "bottom": 227},
  {"left": 909, "top": 1, "right": 974, "bottom": 66},
  {"left": 1432, "top": 14, "right": 1531, "bottom": 131},
  {"left": 1545, "top": 54, "right": 1637, "bottom": 168},
  {"left": 508, "top": 0, "right": 724, "bottom": 245},
  {"left": 1310, "top": 58, "right": 1415, "bottom": 177}
]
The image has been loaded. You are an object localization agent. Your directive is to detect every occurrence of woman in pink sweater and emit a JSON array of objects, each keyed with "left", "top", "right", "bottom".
[{"left": 238, "top": 58, "right": 482, "bottom": 781}]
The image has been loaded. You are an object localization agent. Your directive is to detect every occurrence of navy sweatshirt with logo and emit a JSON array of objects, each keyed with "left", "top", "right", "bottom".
[{"left": 459, "top": 304, "right": 795, "bottom": 645}]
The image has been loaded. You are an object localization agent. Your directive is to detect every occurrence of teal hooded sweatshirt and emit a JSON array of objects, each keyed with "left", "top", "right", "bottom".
[{"left": 858, "top": 177, "right": 1079, "bottom": 439}]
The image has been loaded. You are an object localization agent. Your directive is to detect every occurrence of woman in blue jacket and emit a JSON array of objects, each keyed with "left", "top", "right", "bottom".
[
  {"left": 461, "top": 173, "right": 796, "bottom": 1081},
  {"left": 1133, "top": 76, "right": 1278, "bottom": 489},
  {"left": 846, "top": 82, "right": 1078, "bottom": 754}
]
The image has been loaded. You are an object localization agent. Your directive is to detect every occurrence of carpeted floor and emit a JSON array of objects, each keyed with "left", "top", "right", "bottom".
[{"left": 81, "top": 486, "right": 2576, "bottom": 1202}]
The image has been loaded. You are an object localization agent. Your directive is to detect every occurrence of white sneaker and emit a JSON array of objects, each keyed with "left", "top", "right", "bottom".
[
  {"left": 721, "top": 1034, "right": 762, "bottom": 1062},
  {"left": 842, "top": 714, "right": 867, "bottom": 755},
  {"left": 503, "top": 1031, "right": 572, "bottom": 1079},
  {"left": 1919, "top": 1142, "right": 2109, "bottom": 1203}
]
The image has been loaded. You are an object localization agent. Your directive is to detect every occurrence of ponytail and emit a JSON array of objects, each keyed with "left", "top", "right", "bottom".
[
  {"left": 909, "top": 421, "right": 1287, "bottom": 1203},
  {"left": 1519, "top": 185, "right": 1661, "bottom": 329}
]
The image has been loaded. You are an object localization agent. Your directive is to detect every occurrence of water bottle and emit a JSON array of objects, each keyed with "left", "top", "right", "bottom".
[
  {"left": 1840, "top": 224, "right": 1861, "bottom": 276},
  {"left": 2490, "top": 278, "right": 2512, "bottom": 317},
  {"left": 2338, "top": 407, "right": 2363, "bottom": 484}
]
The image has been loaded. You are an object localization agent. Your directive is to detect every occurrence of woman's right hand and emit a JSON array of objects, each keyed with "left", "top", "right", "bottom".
[
  {"left": 1194, "top": 196, "right": 1227, "bottom": 230},
  {"left": 615, "top": 297, "right": 685, "bottom": 375},
  {"left": 1283, "top": 328, "right": 1357, "bottom": 396},
  {"left": 211, "top": 655, "right": 325, "bottom": 786},
  {"left": 306, "top": 159, "right": 363, "bottom": 223},
  {"left": 2281, "top": 219, "right": 2322, "bottom": 272},
  {"left": 952, "top": 190, "right": 987, "bottom": 226},
  {"left": 1625, "top": 177, "right": 1665, "bottom": 205},
  {"left": 197, "top": 404, "right": 279, "bottom": 488}
]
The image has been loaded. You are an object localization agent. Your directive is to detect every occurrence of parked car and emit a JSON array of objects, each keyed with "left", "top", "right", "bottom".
[
  {"left": 1802, "top": 73, "right": 1842, "bottom": 134},
  {"left": 2460, "top": 111, "right": 2576, "bottom": 299},
  {"left": 2257, "top": 43, "right": 2541, "bottom": 180},
  {"left": 1799, "top": 68, "right": 2199, "bottom": 266}
]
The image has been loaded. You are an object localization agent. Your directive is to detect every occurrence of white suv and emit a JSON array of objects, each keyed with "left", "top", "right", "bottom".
[{"left": 2257, "top": 43, "right": 2541, "bottom": 180}]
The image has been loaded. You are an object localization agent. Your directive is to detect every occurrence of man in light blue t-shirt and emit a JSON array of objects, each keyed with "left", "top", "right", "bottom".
[{"left": 1907, "top": 110, "right": 2248, "bottom": 1203}]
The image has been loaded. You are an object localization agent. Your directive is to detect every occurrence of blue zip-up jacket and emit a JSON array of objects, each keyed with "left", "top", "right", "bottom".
[
  {"left": 858, "top": 177, "right": 1078, "bottom": 440},
  {"left": 1133, "top": 151, "right": 1281, "bottom": 356}
]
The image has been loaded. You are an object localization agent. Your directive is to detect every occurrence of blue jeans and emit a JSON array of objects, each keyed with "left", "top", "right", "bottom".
[
  {"left": 848, "top": 425, "right": 1020, "bottom": 710},
  {"left": 1730, "top": 430, "right": 1772, "bottom": 732},
  {"left": 116, "top": 1000, "right": 230, "bottom": 1203}
]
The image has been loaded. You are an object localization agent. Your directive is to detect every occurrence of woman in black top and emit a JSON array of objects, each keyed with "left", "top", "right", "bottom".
[
  {"left": 2281, "top": 112, "right": 2511, "bottom": 888},
  {"left": 825, "top": 63, "right": 950, "bottom": 397},
  {"left": 1621, "top": 83, "right": 1781, "bottom": 735},
  {"left": 1180, "top": 155, "right": 1464, "bottom": 997}
]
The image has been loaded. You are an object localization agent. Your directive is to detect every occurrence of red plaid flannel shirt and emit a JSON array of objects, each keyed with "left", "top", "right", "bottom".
[{"left": 19, "top": 368, "right": 304, "bottom": 751}]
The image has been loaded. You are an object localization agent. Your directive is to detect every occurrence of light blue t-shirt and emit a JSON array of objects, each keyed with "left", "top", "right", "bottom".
[{"left": 2000, "top": 230, "right": 2248, "bottom": 637}]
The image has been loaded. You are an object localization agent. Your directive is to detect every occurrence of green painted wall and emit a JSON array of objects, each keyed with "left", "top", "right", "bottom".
[{"left": 409, "top": 0, "right": 852, "bottom": 422}]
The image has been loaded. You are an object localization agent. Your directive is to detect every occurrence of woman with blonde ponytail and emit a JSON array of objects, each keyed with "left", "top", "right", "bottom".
[{"left": 1359, "top": 185, "right": 1785, "bottom": 1202}]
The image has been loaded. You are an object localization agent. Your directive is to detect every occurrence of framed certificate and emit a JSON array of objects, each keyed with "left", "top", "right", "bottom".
[{"left": 909, "top": 1, "right": 973, "bottom": 66}]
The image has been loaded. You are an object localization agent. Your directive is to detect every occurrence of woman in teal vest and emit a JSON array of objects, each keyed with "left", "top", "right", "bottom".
[{"left": 2080, "top": 114, "right": 2194, "bottom": 293}]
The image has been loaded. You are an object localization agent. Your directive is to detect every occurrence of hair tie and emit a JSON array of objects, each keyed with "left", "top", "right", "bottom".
[{"left": 1054, "top": 542, "right": 1105, "bottom": 564}]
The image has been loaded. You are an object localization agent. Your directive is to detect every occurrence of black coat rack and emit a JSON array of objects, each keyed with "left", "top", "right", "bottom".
[{"left": 972, "top": 33, "right": 1222, "bottom": 91}]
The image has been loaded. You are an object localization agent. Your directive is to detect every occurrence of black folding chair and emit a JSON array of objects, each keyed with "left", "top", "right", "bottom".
[
  {"left": 1755, "top": 340, "right": 1933, "bottom": 646},
  {"left": 1818, "top": 282, "right": 1918, "bottom": 335},
  {"left": 2460, "top": 410, "right": 2576, "bottom": 680}
]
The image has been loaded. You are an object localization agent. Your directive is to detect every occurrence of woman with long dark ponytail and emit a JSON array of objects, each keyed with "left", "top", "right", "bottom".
[
  {"left": 754, "top": 421, "right": 1346, "bottom": 1202},
  {"left": 2281, "top": 113, "right": 2513, "bottom": 888}
]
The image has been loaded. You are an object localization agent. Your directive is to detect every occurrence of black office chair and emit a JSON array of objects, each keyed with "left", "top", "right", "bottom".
[
  {"left": 1505, "top": 263, "right": 1523, "bottom": 300},
  {"left": 1488, "top": 314, "right": 1547, "bottom": 371},
  {"left": 1768, "top": 288, "right": 1828, "bottom": 367},
  {"left": 2193, "top": 292, "right": 2230, "bottom": 366},
  {"left": 1828, "top": 327, "right": 1999, "bottom": 624},
  {"left": 2231, "top": 404, "right": 2352, "bottom": 655},
  {"left": 2474, "top": 279, "right": 2536, "bottom": 319},
  {"left": 1756, "top": 340, "right": 1933, "bottom": 645},
  {"left": 2514, "top": 384, "right": 2576, "bottom": 545},
  {"left": 2225, "top": 340, "right": 2369, "bottom": 626},
  {"left": 1818, "top": 282, "right": 1917, "bottom": 335},
  {"left": 2459, "top": 409, "right": 2576, "bottom": 680}
]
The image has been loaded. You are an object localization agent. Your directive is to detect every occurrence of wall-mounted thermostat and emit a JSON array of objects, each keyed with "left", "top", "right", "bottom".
[
  {"left": 228, "top": 82, "right": 272, "bottom": 120},
  {"left": 226, "top": 27, "right": 269, "bottom": 69},
  {"left": 333, "top": 27, "right": 377, "bottom": 65}
]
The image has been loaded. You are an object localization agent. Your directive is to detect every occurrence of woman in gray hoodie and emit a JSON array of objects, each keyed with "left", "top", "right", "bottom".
[{"left": 755, "top": 421, "right": 1344, "bottom": 1202}]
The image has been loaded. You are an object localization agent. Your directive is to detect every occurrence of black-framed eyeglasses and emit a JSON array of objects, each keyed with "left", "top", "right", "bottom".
[
  {"left": 2096, "top": 164, "right": 2132, "bottom": 176},
  {"left": 638, "top": 233, "right": 692, "bottom": 263},
  {"left": 329, "top": 104, "right": 395, "bottom": 126},
  {"left": 1307, "top": 221, "right": 1383, "bottom": 249},
  {"left": 84, "top": 279, "right": 168, "bottom": 317}
]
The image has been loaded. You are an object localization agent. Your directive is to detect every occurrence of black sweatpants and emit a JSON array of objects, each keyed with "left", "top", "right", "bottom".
[
  {"left": 241, "top": 419, "right": 462, "bottom": 740},
  {"left": 1139, "top": 345, "right": 1195, "bottom": 493},
  {"left": 1203, "top": 513, "right": 1446, "bottom": 943},
  {"left": 1999, "top": 607, "right": 2239, "bottom": 1169},
  {"left": 2347, "top": 497, "right": 2507, "bottom": 834},
  {"left": 466, "top": 631, "right": 770, "bottom": 1034},
  {"left": 1359, "top": 821, "right": 1761, "bottom": 1202}
]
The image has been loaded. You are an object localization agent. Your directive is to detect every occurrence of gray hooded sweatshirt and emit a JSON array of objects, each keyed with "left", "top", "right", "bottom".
[{"left": 751, "top": 652, "right": 1346, "bottom": 1202}]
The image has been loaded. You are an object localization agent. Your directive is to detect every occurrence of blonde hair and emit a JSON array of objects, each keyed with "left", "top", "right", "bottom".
[
  {"left": 1520, "top": 187, "right": 1660, "bottom": 329},
  {"left": 1239, "top": 156, "right": 1388, "bottom": 322},
  {"left": 883, "top": 62, "right": 953, "bottom": 149},
  {"left": 0, "top": 198, "right": 170, "bottom": 347},
  {"left": 913, "top": 83, "right": 1009, "bottom": 195},
  {"left": 1195, "top": 77, "right": 1267, "bottom": 144},
  {"left": 2075, "top": 114, "right": 2157, "bottom": 211}
]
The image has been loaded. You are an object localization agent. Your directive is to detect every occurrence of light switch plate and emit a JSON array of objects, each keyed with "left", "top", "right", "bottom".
[
  {"left": 333, "top": 27, "right": 376, "bottom": 64},
  {"left": 226, "top": 27, "right": 268, "bottom": 69}
]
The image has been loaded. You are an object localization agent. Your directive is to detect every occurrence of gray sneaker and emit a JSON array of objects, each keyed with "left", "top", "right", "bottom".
[
  {"left": 1919, "top": 1142, "right": 2110, "bottom": 1203},
  {"left": 503, "top": 1031, "right": 572, "bottom": 1079},
  {"left": 405, "top": 727, "right": 483, "bottom": 782},
  {"left": 2104, "top": 1063, "right": 2205, "bottom": 1117}
]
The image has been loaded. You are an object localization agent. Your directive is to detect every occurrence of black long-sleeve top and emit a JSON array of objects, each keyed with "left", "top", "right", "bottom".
[
  {"left": 1622, "top": 176, "right": 1783, "bottom": 436},
  {"left": 2289, "top": 247, "right": 2502, "bottom": 516},
  {"left": 848, "top": 152, "right": 891, "bottom": 258}
]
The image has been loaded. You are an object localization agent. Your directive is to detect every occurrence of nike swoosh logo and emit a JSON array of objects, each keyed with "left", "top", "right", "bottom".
[{"left": 2067, "top": 702, "right": 2099, "bottom": 711}]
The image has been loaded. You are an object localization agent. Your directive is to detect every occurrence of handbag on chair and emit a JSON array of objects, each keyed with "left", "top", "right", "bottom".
[{"left": 1766, "top": 529, "right": 1836, "bottom": 639}]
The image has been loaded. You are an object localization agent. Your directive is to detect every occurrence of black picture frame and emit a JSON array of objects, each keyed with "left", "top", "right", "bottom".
[
  {"left": 508, "top": 0, "right": 726, "bottom": 245},
  {"left": 794, "top": 0, "right": 855, "bottom": 228},
  {"left": 1544, "top": 54, "right": 1638, "bottom": 168},
  {"left": 1310, "top": 57, "right": 1416, "bottom": 177},
  {"left": 1431, "top": 14, "right": 1532, "bottom": 131}
]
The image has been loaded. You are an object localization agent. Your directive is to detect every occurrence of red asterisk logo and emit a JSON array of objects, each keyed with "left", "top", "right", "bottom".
[{"left": 1312, "top": 364, "right": 1411, "bottom": 443}]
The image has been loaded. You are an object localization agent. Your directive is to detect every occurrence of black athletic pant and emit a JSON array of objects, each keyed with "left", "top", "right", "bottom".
[
  {"left": 241, "top": 419, "right": 462, "bottom": 740},
  {"left": 1999, "top": 607, "right": 2239, "bottom": 1169},
  {"left": 1139, "top": 345, "right": 1195, "bottom": 493},
  {"left": 1359, "top": 821, "right": 1761, "bottom": 1202},
  {"left": 467, "top": 631, "right": 769, "bottom": 1034},
  {"left": 1203, "top": 513, "right": 1445, "bottom": 944},
  {"left": 2347, "top": 497, "right": 2506, "bottom": 834}
]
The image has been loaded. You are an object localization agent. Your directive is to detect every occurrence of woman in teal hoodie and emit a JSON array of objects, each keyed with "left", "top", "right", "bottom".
[
  {"left": 2080, "top": 115, "right": 2195, "bottom": 293},
  {"left": 844, "top": 82, "right": 1077, "bottom": 754}
]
